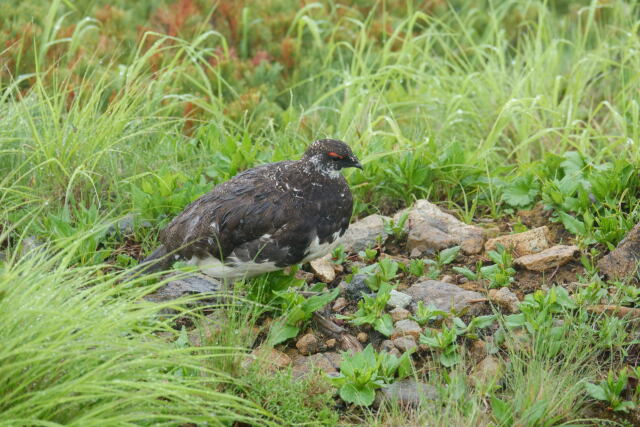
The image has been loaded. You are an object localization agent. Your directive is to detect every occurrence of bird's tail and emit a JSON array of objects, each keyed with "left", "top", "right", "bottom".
[{"left": 123, "top": 245, "right": 173, "bottom": 281}]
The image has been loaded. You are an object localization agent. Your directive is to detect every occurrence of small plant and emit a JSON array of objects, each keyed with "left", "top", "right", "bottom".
[
  {"left": 453, "top": 244, "right": 515, "bottom": 289},
  {"left": 337, "top": 282, "right": 394, "bottom": 336},
  {"left": 331, "top": 245, "right": 347, "bottom": 265},
  {"left": 585, "top": 369, "right": 635, "bottom": 413},
  {"left": 411, "top": 301, "right": 448, "bottom": 326},
  {"left": 424, "top": 245, "right": 460, "bottom": 279},
  {"left": 383, "top": 211, "right": 408, "bottom": 240},
  {"left": 407, "top": 258, "right": 427, "bottom": 277},
  {"left": 364, "top": 258, "right": 399, "bottom": 291},
  {"left": 420, "top": 324, "right": 461, "bottom": 367},
  {"left": 420, "top": 314, "right": 495, "bottom": 367},
  {"left": 330, "top": 344, "right": 412, "bottom": 406},
  {"left": 268, "top": 286, "right": 339, "bottom": 345},
  {"left": 358, "top": 247, "right": 378, "bottom": 263}
]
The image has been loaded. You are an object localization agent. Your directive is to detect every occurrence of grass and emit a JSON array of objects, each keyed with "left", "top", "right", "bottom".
[{"left": 2, "top": 0, "right": 640, "bottom": 424}]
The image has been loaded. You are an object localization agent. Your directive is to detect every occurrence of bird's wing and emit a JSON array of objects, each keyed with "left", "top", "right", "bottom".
[{"left": 158, "top": 162, "right": 299, "bottom": 261}]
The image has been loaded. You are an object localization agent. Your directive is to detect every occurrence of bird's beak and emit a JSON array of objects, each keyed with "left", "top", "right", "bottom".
[{"left": 351, "top": 157, "right": 363, "bottom": 169}]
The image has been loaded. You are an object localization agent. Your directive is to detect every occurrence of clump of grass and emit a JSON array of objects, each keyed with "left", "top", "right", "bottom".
[{"left": 0, "top": 238, "right": 273, "bottom": 425}]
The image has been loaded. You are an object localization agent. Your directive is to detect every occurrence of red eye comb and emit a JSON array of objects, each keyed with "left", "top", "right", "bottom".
[{"left": 328, "top": 152, "right": 344, "bottom": 159}]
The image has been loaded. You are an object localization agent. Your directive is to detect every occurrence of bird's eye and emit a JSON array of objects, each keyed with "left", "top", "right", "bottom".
[{"left": 327, "top": 151, "right": 344, "bottom": 160}]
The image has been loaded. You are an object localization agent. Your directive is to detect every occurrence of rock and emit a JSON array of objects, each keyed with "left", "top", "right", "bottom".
[
  {"left": 488, "top": 287, "right": 520, "bottom": 313},
  {"left": 310, "top": 254, "right": 336, "bottom": 283},
  {"left": 387, "top": 290, "right": 412, "bottom": 309},
  {"left": 441, "top": 274, "right": 455, "bottom": 284},
  {"left": 470, "top": 355, "right": 503, "bottom": 387},
  {"left": 292, "top": 352, "right": 342, "bottom": 378},
  {"left": 375, "top": 378, "right": 439, "bottom": 408},
  {"left": 341, "top": 214, "right": 390, "bottom": 253},
  {"left": 514, "top": 245, "right": 578, "bottom": 271},
  {"left": 391, "top": 319, "right": 422, "bottom": 340},
  {"left": 357, "top": 332, "right": 368, "bottom": 343},
  {"left": 597, "top": 223, "right": 640, "bottom": 280},
  {"left": 469, "top": 339, "right": 488, "bottom": 363},
  {"left": 20, "top": 236, "right": 43, "bottom": 257},
  {"left": 342, "top": 274, "right": 370, "bottom": 301},
  {"left": 340, "top": 334, "right": 364, "bottom": 353},
  {"left": 296, "top": 333, "right": 320, "bottom": 355},
  {"left": 332, "top": 297, "right": 348, "bottom": 312},
  {"left": 405, "top": 280, "right": 487, "bottom": 316},
  {"left": 144, "top": 274, "right": 222, "bottom": 303},
  {"left": 380, "top": 340, "right": 396, "bottom": 353},
  {"left": 325, "top": 338, "right": 337, "bottom": 349},
  {"left": 243, "top": 347, "right": 292, "bottom": 372},
  {"left": 393, "top": 336, "right": 417, "bottom": 352},
  {"left": 484, "top": 226, "right": 550, "bottom": 256},
  {"left": 390, "top": 307, "right": 411, "bottom": 322},
  {"left": 395, "top": 200, "right": 486, "bottom": 255},
  {"left": 294, "top": 269, "right": 315, "bottom": 283}
]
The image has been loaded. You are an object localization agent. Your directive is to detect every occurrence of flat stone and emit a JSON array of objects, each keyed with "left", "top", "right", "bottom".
[
  {"left": 243, "top": 347, "right": 292, "bottom": 372},
  {"left": 144, "top": 273, "right": 222, "bottom": 303},
  {"left": 390, "top": 307, "right": 411, "bottom": 322},
  {"left": 393, "top": 336, "right": 417, "bottom": 352},
  {"left": 332, "top": 297, "right": 348, "bottom": 312},
  {"left": 374, "top": 378, "right": 439, "bottom": 408},
  {"left": 340, "top": 214, "right": 391, "bottom": 253},
  {"left": 395, "top": 200, "right": 486, "bottom": 255},
  {"left": 514, "top": 245, "right": 578, "bottom": 271},
  {"left": 488, "top": 287, "right": 520, "bottom": 313},
  {"left": 598, "top": 223, "right": 640, "bottom": 280},
  {"left": 405, "top": 280, "right": 487, "bottom": 316},
  {"left": 310, "top": 254, "right": 336, "bottom": 283},
  {"left": 484, "top": 226, "right": 551, "bottom": 256},
  {"left": 292, "top": 352, "right": 342, "bottom": 378},
  {"left": 387, "top": 290, "right": 412, "bottom": 309},
  {"left": 391, "top": 319, "right": 422, "bottom": 340},
  {"left": 296, "top": 333, "right": 320, "bottom": 356}
]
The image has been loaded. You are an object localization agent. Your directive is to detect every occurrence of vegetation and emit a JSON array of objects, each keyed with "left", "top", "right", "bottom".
[{"left": 2, "top": 0, "right": 640, "bottom": 424}]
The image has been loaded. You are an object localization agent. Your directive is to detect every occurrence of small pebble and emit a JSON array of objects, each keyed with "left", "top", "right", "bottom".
[{"left": 357, "top": 332, "right": 368, "bottom": 343}]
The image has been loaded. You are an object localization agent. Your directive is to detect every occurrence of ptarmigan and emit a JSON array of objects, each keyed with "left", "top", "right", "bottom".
[{"left": 136, "top": 139, "right": 361, "bottom": 280}]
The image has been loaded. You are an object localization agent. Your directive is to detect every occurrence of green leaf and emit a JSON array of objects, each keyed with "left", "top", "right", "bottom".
[
  {"left": 491, "top": 396, "right": 514, "bottom": 425},
  {"left": 339, "top": 383, "right": 376, "bottom": 406},
  {"left": 559, "top": 211, "right": 586, "bottom": 236},
  {"left": 502, "top": 176, "right": 540, "bottom": 207},
  {"left": 302, "top": 288, "right": 339, "bottom": 315},
  {"left": 267, "top": 323, "right": 299, "bottom": 346},
  {"left": 439, "top": 246, "right": 461, "bottom": 265},
  {"left": 374, "top": 314, "right": 394, "bottom": 337},
  {"left": 585, "top": 383, "right": 607, "bottom": 401}
]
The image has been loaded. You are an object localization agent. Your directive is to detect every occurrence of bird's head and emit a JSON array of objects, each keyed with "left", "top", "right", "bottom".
[{"left": 302, "top": 139, "right": 362, "bottom": 172}]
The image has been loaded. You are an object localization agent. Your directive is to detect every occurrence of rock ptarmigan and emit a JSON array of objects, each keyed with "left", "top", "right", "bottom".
[{"left": 136, "top": 139, "right": 361, "bottom": 280}]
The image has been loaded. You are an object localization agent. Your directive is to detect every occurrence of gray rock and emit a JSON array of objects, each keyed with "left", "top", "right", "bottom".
[
  {"left": 485, "top": 226, "right": 551, "bottom": 256},
  {"left": 20, "top": 236, "right": 44, "bottom": 257},
  {"left": 342, "top": 274, "right": 370, "bottom": 301},
  {"left": 598, "top": 223, "right": 640, "bottom": 280},
  {"left": 514, "top": 245, "right": 578, "bottom": 271},
  {"left": 392, "top": 336, "right": 417, "bottom": 352},
  {"left": 405, "top": 280, "right": 487, "bottom": 316},
  {"left": 375, "top": 378, "right": 439, "bottom": 408},
  {"left": 144, "top": 273, "right": 223, "bottom": 303},
  {"left": 390, "top": 319, "right": 422, "bottom": 340},
  {"left": 469, "top": 355, "right": 503, "bottom": 387},
  {"left": 395, "top": 200, "right": 486, "bottom": 255},
  {"left": 387, "top": 290, "right": 412, "bottom": 309},
  {"left": 340, "top": 214, "right": 391, "bottom": 253},
  {"left": 380, "top": 339, "right": 396, "bottom": 353},
  {"left": 107, "top": 214, "right": 152, "bottom": 235},
  {"left": 332, "top": 297, "right": 348, "bottom": 312}
]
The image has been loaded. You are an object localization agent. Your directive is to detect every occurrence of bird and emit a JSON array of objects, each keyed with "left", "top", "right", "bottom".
[{"left": 134, "top": 139, "right": 362, "bottom": 281}]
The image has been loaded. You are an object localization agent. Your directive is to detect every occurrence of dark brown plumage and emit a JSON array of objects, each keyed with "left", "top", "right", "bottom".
[{"left": 136, "top": 139, "right": 361, "bottom": 280}]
